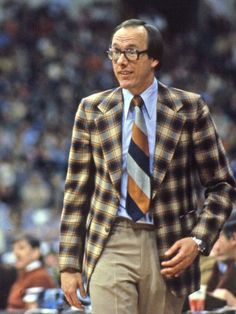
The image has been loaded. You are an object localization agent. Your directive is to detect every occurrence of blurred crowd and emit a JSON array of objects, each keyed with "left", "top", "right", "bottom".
[
  {"left": 0, "top": 0, "right": 118, "bottom": 255},
  {"left": 0, "top": 0, "right": 235, "bottom": 273}
]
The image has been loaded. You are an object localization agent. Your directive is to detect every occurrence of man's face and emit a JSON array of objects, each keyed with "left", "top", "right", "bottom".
[
  {"left": 211, "top": 232, "right": 235, "bottom": 261},
  {"left": 111, "top": 26, "right": 159, "bottom": 95},
  {"left": 13, "top": 240, "right": 40, "bottom": 270}
]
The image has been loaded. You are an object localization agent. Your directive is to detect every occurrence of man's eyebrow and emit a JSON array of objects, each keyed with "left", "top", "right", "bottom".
[{"left": 111, "top": 43, "right": 138, "bottom": 49}]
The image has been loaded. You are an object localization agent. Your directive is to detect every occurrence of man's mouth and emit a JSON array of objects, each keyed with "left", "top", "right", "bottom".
[{"left": 119, "top": 71, "right": 132, "bottom": 76}]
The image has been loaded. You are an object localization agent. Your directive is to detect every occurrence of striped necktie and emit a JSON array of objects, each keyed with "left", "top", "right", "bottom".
[{"left": 126, "top": 95, "right": 151, "bottom": 221}]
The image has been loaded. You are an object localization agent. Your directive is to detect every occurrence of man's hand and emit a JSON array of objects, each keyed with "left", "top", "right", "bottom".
[
  {"left": 61, "top": 271, "right": 86, "bottom": 309},
  {"left": 160, "top": 237, "right": 199, "bottom": 278}
]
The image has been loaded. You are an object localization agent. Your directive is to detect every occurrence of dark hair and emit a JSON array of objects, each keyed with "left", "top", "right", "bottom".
[
  {"left": 223, "top": 210, "right": 236, "bottom": 239},
  {"left": 111, "top": 19, "right": 164, "bottom": 69},
  {"left": 12, "top": 233, "right": 40, "bottom": 249}
]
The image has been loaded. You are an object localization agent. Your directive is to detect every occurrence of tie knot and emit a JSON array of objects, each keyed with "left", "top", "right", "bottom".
[{"left": 131, "top": 95, "right": 143, "bottom": 108}]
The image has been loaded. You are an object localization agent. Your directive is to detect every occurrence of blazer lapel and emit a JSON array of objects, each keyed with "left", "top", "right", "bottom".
[
  {"left": 95, "top": 88, "right": 123, "bottom": 197},
  {"left": 152, "top": 83, "right": 186, "bottom": 198},
  {"left": 94, "top": 83, "right": 186, "bottom": 200}
]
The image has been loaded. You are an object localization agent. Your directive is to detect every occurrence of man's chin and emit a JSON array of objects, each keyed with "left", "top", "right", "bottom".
[
  {"left": 118, "top": 78, "right": 132, "bottom": 89},
  {"left": 15, "top": 263, "right": 25, "bottom": 270}
]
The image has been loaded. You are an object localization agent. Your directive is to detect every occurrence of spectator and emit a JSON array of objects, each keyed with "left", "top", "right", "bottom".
[
  {"left": 7, "top": 233, "right": 56, "bottom": 311},
  {"left": 44, "top": 249, "right": 60, "bottom": 286},
  {"left": 206, "top": 210, "right": 236, "bottom": 307}
]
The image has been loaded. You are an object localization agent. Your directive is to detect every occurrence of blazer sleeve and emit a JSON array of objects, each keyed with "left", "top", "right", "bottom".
[
  {"left": 59, "top": 99, "right": 95, "bottom": 272},
  {"left": 191, "top": 97, "right": 236, "bottom": 254}
]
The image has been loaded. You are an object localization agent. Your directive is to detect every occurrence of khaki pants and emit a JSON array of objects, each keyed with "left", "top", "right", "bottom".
[{"left": 90, "top": 217, "right": 185, "bottom": 314}]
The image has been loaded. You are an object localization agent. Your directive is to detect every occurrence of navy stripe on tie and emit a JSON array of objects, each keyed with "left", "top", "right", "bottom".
[
  {"left": 128, "top": 139, "right": 150, "bottom": 176},
  {"left": 126, "top": 193, "right": 145, "bottom": 221}
]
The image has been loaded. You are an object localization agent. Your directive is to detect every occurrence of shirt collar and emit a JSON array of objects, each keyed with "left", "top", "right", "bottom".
[
  {"left": 26, "top": 260, "right": 42, "bottom": 272},
  {"left": 122, "top": 78, "right": 158, "bottom": 120}
]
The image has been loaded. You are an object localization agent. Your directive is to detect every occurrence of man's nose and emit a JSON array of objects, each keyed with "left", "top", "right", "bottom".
[{"left": 116, "top": 52, "right": 128, "bottom": 64}]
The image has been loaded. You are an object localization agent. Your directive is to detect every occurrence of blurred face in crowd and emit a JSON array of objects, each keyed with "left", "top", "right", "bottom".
[
  {"left": 111, "top": 26, "right": 158, "bottom": 95},
  {"left": 13, "top": 240, "right": 40, "bottom": 270},
  {"left": 211, "top": 232, "right": 236, "bottom": 261}
]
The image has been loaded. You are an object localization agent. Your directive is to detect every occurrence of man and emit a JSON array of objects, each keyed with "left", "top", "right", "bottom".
[
  {"left": 59, "top": 19, "right": 236, "bottom": 314},
  {"left": 7, "top": 234, "right": 56, "bottom": 310},
  {"left": 206, "top": 210, "right": 236, "bottom": 307}
]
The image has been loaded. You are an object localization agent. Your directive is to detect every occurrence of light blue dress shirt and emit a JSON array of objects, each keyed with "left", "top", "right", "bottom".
[{"left": 117, "top": 78, "right": 158, "bottom": 224}]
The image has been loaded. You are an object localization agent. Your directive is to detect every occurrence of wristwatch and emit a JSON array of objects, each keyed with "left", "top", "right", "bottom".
[{"left": 191, "top": 236, "right": 206, "bottom": 253}]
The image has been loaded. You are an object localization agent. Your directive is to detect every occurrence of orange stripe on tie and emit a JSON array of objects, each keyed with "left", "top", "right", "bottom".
[
  {"left": 132, "top": 124, "right": 149, "bottom": 156},
  {"left": 128, "top": 176, "right": 150, "bottom": 213},
  {"left": 127, "top": 95, "right": 151, "bottom": 221}
]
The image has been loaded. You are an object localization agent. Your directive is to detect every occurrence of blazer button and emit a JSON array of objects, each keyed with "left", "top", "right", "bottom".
[{"left": 105, "top": 226, "right": 110, "bottom": 233}]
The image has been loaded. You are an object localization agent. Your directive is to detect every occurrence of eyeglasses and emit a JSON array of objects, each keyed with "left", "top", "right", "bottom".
[{"left": 107, "top": 48, "right": 149, "bottom": 62}]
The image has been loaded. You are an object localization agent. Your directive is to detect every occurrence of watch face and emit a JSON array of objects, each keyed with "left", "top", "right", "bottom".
[
  {"left": 199, "top": 241, "right": 206, "bottom": 253},
  {"left": 192, "top": 237, "right": 206, "bottom": 253}
]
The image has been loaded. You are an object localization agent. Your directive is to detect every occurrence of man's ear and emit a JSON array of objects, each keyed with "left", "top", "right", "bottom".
[
  {"left": 231, "top": 232, "right": 236, "bottom": 245},
  {"left": 151, "top": 59, "right": 159, "bottom": 69}
]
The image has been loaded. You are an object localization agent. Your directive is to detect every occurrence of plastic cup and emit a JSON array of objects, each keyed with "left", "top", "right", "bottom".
[{"left": 188, "top": 285, "right": 206, "bottom": 313}]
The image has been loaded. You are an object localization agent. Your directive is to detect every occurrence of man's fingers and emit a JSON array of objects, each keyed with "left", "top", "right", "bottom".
[
  {"left": 161, "top": 237, "right": 199, "bottom": 278},
  {"left": 71, "top": 292, "right": 84, "bottom": 309},
  {"left": 78, "top": 281, "right": 87, "bottom": 298},
  {"left": 61, "top": 271, "right": 85, "bottom": 309},
  {"left": 64, "top": 290, "right": 80, "bottom": 308},
  {"left": 164, "top": 241, "right": 181, "bottom": 258},
  {"left": 161, "top": 251, "right": 185, "bottom": 267},
  {"left": 161, "top": 258, "right": 186, "bottom": 277}
]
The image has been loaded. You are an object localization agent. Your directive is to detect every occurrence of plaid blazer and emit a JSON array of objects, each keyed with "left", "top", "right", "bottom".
[{"left": 59, "top": 81, "right": 236, "bottom": 296}]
